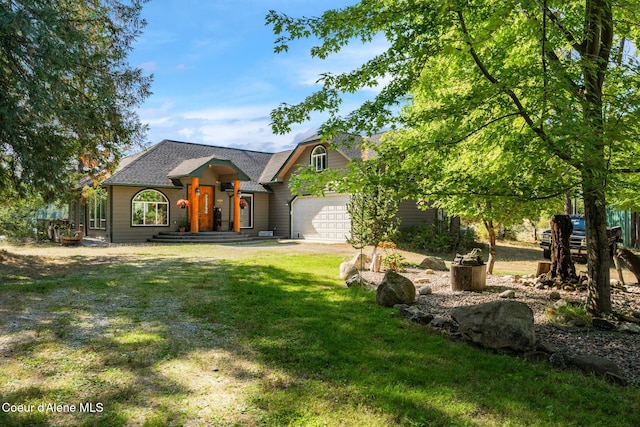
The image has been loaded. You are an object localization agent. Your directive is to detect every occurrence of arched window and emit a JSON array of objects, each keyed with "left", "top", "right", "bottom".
[
  {"left": 311, "top": 145, "right": 327, "bottom": 171},
  {"left": 131, "top": 189, "right": 169, "bottom": 226}
]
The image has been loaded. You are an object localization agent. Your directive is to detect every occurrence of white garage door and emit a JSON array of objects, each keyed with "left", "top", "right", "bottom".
[{"left": 291, "top": 195, "right": 351, "bottom": 242}]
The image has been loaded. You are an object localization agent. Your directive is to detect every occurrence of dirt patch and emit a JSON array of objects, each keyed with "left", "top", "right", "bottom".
[{"left": 0, "top": 249, "right": 79, "bottom": 281}]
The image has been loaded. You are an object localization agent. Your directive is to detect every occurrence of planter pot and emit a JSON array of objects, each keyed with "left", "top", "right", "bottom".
[
  {"left": 179, "top": 227, "right": 186, "bottom": 232},
  {"left": 61, "top": 236, "right": 82, "bottom": 246}
]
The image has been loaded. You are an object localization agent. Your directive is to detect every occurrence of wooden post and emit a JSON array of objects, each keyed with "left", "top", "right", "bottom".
[
  {"left": 190, "top": 177, "right": 200, "bottom": 233},
  {"left": 450, "top": 264, "right": 486, "bottom": 292},
  {"left": 233, "top": 179, "right": 240, "bottom": 232},
  {"left": 536, "top": 261, "right": 552, "bottom": 276}
]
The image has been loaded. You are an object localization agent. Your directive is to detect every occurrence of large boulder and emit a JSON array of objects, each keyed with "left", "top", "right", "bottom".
[
  {"left": 451, "top": 300, "right": 536, "bottom": 352},
  {"left": 568, "top": 354, "right": 626, "bottom": 385},
  {"left": 339, "top": 262, "right": 358, "bottom": 279},
  {"left": 418, "top": 257, "right": 448, "bottom": 271},
  {"left": 376, "top": 271, "right": 416, "bottom": 307}
]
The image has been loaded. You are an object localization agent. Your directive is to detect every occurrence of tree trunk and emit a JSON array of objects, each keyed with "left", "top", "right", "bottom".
[
  {"left": 545, "top": 214, "right": 577, "bottom": 282},
  {"left": 484, "top": 219, "right": 496, "bottom": 274},
  {"left": 564, "top": 193, "right": 573, "bottom": 215},
  {"left": 580, "top": 0, "right": 613, "bottom": 315},
  {"left": 583, "top": 188, "right": 611, "bottom": 314}
]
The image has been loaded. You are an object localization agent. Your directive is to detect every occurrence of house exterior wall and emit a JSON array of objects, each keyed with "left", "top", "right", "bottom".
[
  {"left": 108, "top": 185, "right": 185, "bottom": 243},
  {"left": 249, "top": 192, "right": 270, "bottom": 235},
  {"left": 397, "top": 200, "right": 437, "bottom": 229},
  {"left": 269, "top": 143, "right": 351, "bottom": 238}
]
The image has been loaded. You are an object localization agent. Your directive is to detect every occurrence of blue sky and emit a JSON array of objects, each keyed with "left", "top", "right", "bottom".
[{"left": 129, "top": 0, "right": 387, "bottom": 153}]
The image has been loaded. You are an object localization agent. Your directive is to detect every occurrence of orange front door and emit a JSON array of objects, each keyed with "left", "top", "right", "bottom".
[{"left": 198, "top": 186, "right": 214, "bottom": 231}]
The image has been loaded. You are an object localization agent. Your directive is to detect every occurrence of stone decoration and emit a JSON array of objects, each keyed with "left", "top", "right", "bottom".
[
  {"left": 418, "top": 257, "right": 448, "bottom": 271},
  {"left": 345, "top": 274, "right": 377, "bottom": 291},
  {"left": 340, "top": 262, "right": 358, "bottom": 280},
  {"left": 451, "top": 300, "right": 536, "bottom": 352},
  {"left": 499, "top": 290, "right": 516, "bottom": 299},
  {"left": 376, "top": 271, "right": 416, "bottom": 307}
]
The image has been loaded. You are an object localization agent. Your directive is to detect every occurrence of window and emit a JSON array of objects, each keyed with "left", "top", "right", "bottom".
[
  {"left": 239, "top": 194, "right": 253, "bottom": 229},
  {"left": 311, "top": 145, "right": 327, "bottom": 171},
  {"left": 132, "top": 190, "right": 169, "bottom": 226},
  {"left": 89, "top": 194, "right": 107, "bottom": 230}
]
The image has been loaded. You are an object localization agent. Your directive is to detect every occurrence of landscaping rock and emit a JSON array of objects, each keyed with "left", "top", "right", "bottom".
[
  {"left": 549, "top": 351, "right": 569, "bottom": 368},
  {"left": 549, "top": 291, "right": 562, "bottom": 301},
  {"left": 499, "top": 289, "right": 516, "bottom": 299},
  {"left": 592, "top": 318, "right": 617, "bottom": 330},
  {"left": 619, "top": 323, "right": 640, "bottom": 334},
  {"left": 451, "top": 300, "right": 536, "bottom": 352},
  {"left": 376, "top": 271, "right": 416, "bottom": 307},
  {"left": 340, "top": 262, "right": 358, "bottom": 279},
  {"left": 345, "top": 274, "right": 377, "bottom": 291},
  {"left": 397, "top": 304, "right": 434, "bottom": 325},
  {"left": 418, "top": 257, "right": 448, "bottom": 271},
  {"left": 418, "top": 286, "right": 433, "bottom": 296},
  {"left": 568, "top": 354, "right": 626, "bottom": 385},
  {"left": 429, "top": 317, "right": 458, "bottom": 332}
]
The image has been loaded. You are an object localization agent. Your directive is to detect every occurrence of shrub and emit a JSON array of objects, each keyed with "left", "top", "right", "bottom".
[
  {"left": 379, "top": 241, "right": 405, "bottom": 272},
  {"left": 546, "top": 300, "right": 592, "bottom": 327},
  {"left": 396, "top": 223, "right": 477, "bottom": 253}
]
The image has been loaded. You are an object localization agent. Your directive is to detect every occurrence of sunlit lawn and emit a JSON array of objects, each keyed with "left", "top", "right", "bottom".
[{"left": 0, "top": 242, "right": 639, "bottom": 426}]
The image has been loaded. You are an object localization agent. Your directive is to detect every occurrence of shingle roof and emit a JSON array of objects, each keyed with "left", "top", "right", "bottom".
[
  {"left": 102, "top": 133, "right": 372, "bottom": 192},
  {"left": 259, "top": 149, "right": 293, "bottom": 184},
  {"left": 103, "top": 140, "right": 274, "bottom": 193}
]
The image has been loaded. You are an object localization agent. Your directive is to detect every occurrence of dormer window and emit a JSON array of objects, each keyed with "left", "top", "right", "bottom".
[{"left": 311, "top": 145, "right": 327, "bottom": 171}]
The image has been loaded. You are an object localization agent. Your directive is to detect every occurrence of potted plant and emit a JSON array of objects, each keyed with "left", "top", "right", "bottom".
[
  {"left": 179, "top": 215, "right": 189, "bottom": 232},
  {"left": 176, "top": 199, "right": 190, "bottom": 209},
  {"left": 176, "top": 199, "right": 190, "bottom": 232},
  {"left": 61, "top": 228, "right": 83, "bottom": 246}
]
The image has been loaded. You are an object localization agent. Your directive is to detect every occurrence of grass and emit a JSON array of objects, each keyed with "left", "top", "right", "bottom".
[{"left": 0, "top": 241, "right": 639, "bottom": 426}]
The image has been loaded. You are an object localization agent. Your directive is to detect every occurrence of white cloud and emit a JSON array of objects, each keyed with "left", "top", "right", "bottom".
[
  {"left": 139, "top": 61, "right": 158, "bottom": 72},
  {"left": 280, "top": 33, "right": 390, "bottom": 90}
]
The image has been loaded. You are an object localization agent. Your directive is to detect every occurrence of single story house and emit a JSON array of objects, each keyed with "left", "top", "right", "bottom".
[{"left": 70, "top": 134, "right": 445, "bottom": 243}]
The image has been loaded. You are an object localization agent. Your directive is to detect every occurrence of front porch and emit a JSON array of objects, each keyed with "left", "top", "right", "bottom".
[{"left": 147, "top": 230, "right": 278, "bottom": 244}]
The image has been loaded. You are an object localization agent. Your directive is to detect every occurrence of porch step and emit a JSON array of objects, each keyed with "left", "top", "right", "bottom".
[{"left": 147, "top": 231, "right": 254, "bottom": 244}]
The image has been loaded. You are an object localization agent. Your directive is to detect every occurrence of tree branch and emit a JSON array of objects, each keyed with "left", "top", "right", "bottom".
[
  {"left": 544, "top": 6, "right": 585, "bottom": 54},
  {"left": 456, "top": 9, "right": 577, "bottom": 167}
]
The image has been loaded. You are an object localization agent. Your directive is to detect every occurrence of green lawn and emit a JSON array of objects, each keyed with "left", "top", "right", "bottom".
[{"left": 0, "top": 242, "right": 638, "bottom": 426}]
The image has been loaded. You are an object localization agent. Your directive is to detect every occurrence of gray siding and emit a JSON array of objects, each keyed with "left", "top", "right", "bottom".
[
  {"left": 108, "top": 185, "right": 185, "bottom": 243},
  {"left": 269, "top": 143, "right": 351, "bottom": 238},
  {"left": 398, "top": 200, "right": 437, "bottom": 229}
]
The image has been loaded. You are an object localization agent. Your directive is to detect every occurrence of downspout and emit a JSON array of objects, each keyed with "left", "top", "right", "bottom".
[{"left": 108, "top": 186, "right": 113, "bottom": 243}]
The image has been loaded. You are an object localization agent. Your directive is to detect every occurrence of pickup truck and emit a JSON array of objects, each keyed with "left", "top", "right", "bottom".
[{"left": 540, "top": 215, "right": 622, "bottom": 261}]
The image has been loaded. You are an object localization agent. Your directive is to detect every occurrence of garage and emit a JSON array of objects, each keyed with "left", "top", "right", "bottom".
[{"left": 291, "top": 195, "right": 351, "bottom": 242}]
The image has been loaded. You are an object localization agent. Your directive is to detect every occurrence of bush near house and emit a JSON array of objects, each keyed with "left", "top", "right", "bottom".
[{"left": 397, "top": 223, "right": 477, "bottom": 253}]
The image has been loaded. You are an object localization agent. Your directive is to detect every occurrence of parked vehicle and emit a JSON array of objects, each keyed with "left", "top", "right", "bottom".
[{"left": 539, "top": 215, "right": 622, "bottom": 261}]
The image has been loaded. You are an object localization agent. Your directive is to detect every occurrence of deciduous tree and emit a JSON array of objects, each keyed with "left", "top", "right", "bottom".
[{"left": 268, "top": 1, "right": 640, "bottom": 314}]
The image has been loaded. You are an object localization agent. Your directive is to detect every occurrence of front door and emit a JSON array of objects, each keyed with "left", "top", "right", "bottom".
[{"left": 198, "top": 186, "right": 214, "bottom": 231}]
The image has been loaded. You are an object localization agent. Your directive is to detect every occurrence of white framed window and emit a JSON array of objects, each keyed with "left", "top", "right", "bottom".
[
  {"left": 239, "top": 194, "right": 253, "bottom": 229},
  {"left": 311, "top": 145, "right": 327, "bottom": 171},
  {"left": 89, "top": 194, "right": 107, "bottom": 230},
  {"left": 132, "top": 189, "right": 169, "bottom": 226}
]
